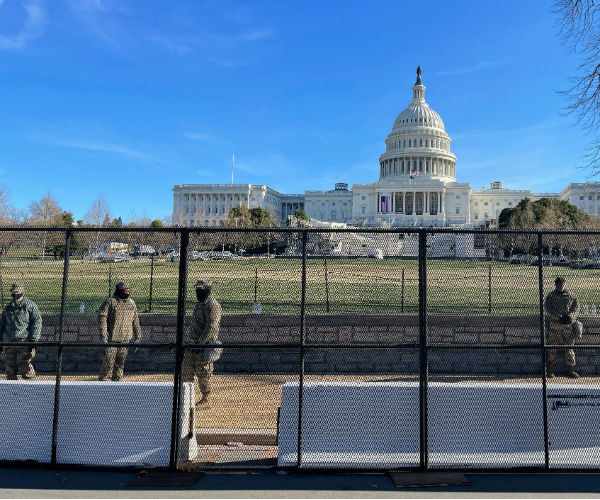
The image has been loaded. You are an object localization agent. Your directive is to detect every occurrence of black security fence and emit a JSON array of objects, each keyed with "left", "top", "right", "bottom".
[{"left": 0, "top": 227, "right": 600, "bottom": 471}]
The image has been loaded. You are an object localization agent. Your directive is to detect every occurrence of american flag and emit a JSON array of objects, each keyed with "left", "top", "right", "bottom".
[{"left": 410, "top": 170, "right": 419, "bottom": 179}]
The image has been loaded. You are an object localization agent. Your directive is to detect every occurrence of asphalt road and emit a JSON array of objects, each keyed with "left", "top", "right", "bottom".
[{"left": 2, "top": 468, "right": 600, "bottom": 499}]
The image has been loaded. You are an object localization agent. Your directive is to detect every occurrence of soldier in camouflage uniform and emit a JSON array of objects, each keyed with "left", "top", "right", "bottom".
[
  {"left": 545, "top": 276, "right": 580, "bottom": 378},
  {"left": 98, "top": 281, "right": 142, "bottom": 381},
  {"left": 0, "top": 282, "right": 42, "bottom": 380},
  {"left": 183, "top": 279, "right": 222, "bottom": 406}
]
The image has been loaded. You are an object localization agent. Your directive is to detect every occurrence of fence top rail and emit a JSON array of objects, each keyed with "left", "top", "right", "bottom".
[{"left": 1, "top": 226, "right": 600, "bottom": 236}]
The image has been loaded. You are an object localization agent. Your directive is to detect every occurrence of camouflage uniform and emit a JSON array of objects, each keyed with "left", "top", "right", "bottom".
[
  {"left": 0, "top": 283, "right": 42, "bottom": 380},
  {"left": 183, "top": 280, "right": 222, "bottom": 404},
  {"left": 98, "top": 282, "right": 142, "bottom": 381},
  {"left": 544, "top": 287, "right": 579, "bottom": 372}
]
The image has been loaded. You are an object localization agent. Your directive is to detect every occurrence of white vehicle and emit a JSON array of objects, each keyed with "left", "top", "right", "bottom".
[
  {"left": 368, "top": 248, "right": 384, "bottom": 259},
  {"left": 98, "top": 242, "right": 129, "bottom": 254},
  {"left": 97, "top": 250, "right": 130, "bottom": 263}
]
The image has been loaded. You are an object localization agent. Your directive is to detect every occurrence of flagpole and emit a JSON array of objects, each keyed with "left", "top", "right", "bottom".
[{"left": 232, "top": 154, "right": 234, "bottom": 184}]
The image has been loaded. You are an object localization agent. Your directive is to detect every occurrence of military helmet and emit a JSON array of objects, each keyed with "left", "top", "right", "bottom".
[
  {"left": 195, "top": 279, "right": 212, "bottom": 289},
  {"left": 555, "top": 276, "right": 566, "bottom": 286},
  {"left": 10, "top": 282, "right": 24, "bottom": 294},
  {"left": 115, "top": 281, "right": 130, "bottom": 291}
]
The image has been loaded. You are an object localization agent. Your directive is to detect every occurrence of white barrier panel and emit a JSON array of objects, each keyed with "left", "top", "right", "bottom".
[
  {"left": 278, "top": 382, "right": 600, "bottom": 468},
  {"left": 0, "top": 381, "right": 197, "bottom": 467}
]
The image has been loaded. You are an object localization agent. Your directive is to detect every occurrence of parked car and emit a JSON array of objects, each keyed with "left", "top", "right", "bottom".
[
  {"left": 131, "top": 245, "right": 158, "bottom": 257},
  {"left": 97, "top": 251, "right": 131, "bottom": 263}
]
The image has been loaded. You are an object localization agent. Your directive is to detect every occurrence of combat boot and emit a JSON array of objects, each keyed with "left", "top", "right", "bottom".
[
  {"left": 197, "top": 394, "right": 211, "bottom": 407},
  {"left": 567, "top": 367, "right": 580, "bottom": 379}
]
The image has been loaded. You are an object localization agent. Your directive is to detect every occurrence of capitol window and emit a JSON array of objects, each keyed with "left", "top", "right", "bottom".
[
  {"left": 484, "top": 202, "right": 488, "bottom": 206},
  {"left": 474, "top": 202, "right": 479, "bottom": 206},
  {"left": 361, "top": 196, "right": 366, "bottom": 200},
  {"left": 580, "top": 196, "right": 585, "bottom": 200},
  {"left": 456, "top": 208, "right": 460, "bottom": 214},
  {"left": 331, "top": 211, "right": 336, "bottom": 218},
  {"left": 456, "top": 195, "right": 461, "bottom": 199},
  {"left": 508, "top": 202, "right": 513, "bottom": 206},
  {"left": 474, "top": 213, "right": 479, "bottom": 219},
  {"left": 361, "top": 206, "right": 366, "bottom": 214}
]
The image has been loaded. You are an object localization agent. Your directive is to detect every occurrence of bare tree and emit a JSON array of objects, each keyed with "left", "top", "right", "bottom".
[
  {"left": 554, "top": 0, "right": 600, "bottom": 173},
  {"left": 84, "top": 196, "right": 112, "bottom": 257},
  {"left": 84, "top": 196, "right": 111, "bottom": 226},
  {"left": 29, "top": 193, "right": 62, "bottom": 260}
]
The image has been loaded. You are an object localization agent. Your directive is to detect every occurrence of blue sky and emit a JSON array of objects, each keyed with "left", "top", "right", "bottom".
[{"left": 0, "top": 0, "right": 591, "bottom": 222}]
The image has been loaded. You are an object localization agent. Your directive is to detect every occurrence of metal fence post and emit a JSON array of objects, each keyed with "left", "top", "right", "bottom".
[
  {"left": 488, "top": 263, "right": 492, "bottom": 314},
  {"left": 538, "top": 232, "right": 550, "bottom": 470},
  {"left": 148, "top": 254, "right": 154, "bottom": 312},
  {"left": 51, "top": 229, "right": 71, "bottom": 464},
  {"left": 401, "top": 267, "right": 405, "bottom": 314},
  {"left": 0, "top": 255, "right": 4, "bottom": 308},
  {"left": 170, "top": 228, "right": 189, "bottom": 470},
  {"left": 324, "top": 255, "right": 330, "bottom": 314},
  {"left": 108, "top": 264, "right": 112, "bottom": 298},
  {"left": 254, "top": 267, "right": 258, "bottom": 304},
  {"left": 418, "top": 229, "right": 429, "bottom": 470},
  {"left": 297, "top": 230, "right": 308, "bottom": 468}
]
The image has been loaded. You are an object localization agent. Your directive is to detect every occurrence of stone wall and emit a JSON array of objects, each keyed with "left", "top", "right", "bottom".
[{"left": 9, "top": 313, "right": 600, "bottom": 376}]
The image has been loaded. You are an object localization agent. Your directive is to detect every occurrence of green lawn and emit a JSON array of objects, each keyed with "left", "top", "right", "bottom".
[{"left": 0, "top": 256, "right": 598, "bottom": 315}]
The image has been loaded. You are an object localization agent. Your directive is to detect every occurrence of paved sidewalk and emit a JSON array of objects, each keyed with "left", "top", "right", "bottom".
[{"left": 2, "top": 468, "right": 600, "bottom": 499}]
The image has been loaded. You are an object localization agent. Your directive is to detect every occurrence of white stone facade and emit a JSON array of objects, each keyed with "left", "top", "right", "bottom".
[
  {"left": 173, "top": 69, "right": 599, "bottom": 227},
  {"left": 172, "top": 184, "right": 303, "bottom": 226}
]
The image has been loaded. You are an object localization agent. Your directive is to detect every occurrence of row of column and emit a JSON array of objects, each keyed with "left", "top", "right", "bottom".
[
  {"left": 581, "top": 192, "right": 600, "bottom": 215},
  {"left": 282, "top": 202, "right": 304, "bottom": 220},
  {"left": 178, "top": 193, "right": 248, "bottom": 217},
  {"left": 376, "top": 191, "right": 445, "bottom": 216},
  {"left": 379, "top": 157, "right": 455, "bottom": 178}
]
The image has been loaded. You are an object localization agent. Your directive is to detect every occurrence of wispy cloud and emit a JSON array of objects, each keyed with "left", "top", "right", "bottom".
[
  {"left": 452, "top": 118, "right": 588, "bottom": 192},
  {"left": 196, "top": 168, "right": 214, "bottom": 178},
  {"left": 234, "top": 152, "right": 298, "bottom": 178},
  {"left": 239, "top": 29, "right": 273, "bottom": 42},
  {"left": 65, "top": 0, "right": 274, "bottom": 66},
  {"left": 434, "top": 57, "right": 512, "bottom": 77},
  {"left": 32, "top": 135, "right": 160, "bottom": 163},
  {"left": 0, "top": 0, "right": 46, "bottom": 50},
  {"left": 185, "top": 132, "right": 216, "bottom": 142}
]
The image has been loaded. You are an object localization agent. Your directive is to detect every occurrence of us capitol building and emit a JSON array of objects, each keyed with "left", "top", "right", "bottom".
[{"left": 173, "top": 68, "right": 600, "bottom": 227}]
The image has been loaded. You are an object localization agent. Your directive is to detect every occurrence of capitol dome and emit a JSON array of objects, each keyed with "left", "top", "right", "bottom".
[{"left": 378, "top": 66, "right": 456, "bottom": 182}]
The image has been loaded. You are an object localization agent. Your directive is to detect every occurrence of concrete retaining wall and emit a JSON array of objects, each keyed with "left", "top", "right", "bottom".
[{"left": 7, "top": 313, "right": 600, "bottom": 375}]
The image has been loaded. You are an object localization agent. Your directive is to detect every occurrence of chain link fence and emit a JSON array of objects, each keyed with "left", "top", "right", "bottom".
[{"left": 0, "top": 227, "right": 599, "bottom": 471}]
